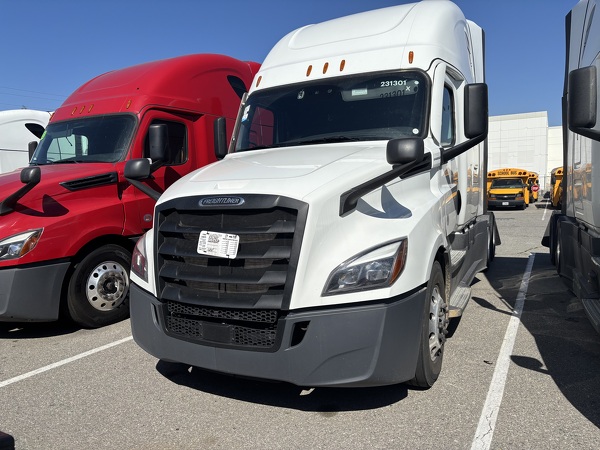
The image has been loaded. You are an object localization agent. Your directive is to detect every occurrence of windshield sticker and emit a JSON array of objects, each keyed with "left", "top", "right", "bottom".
[
  {"left": 197, "top": 230, "right": 240, "bottom": 259},
  {"left": 352, "top": 88, "right": 368, "bottom": 96},
  {"left": 241, "top": 105, "right": 250, "bottom": 122}
]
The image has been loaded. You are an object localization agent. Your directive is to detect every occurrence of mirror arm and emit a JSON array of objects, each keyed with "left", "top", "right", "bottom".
[
  {"left": 339, "top": 157, "right": 430, "bottom": 217},
  {"left": 441, "top": 133, "right": 486, "bottom": 164}
]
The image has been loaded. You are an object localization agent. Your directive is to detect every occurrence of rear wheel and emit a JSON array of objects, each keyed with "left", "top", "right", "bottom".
[
  {"left": 67, "top": 244, "right": 131, "bottom": 328},
  {"left": 408, "top": 261, "right": 447, "bottom": 388},
  {"left": 549, "top": 216, "right": 561, "bottom": 267}
]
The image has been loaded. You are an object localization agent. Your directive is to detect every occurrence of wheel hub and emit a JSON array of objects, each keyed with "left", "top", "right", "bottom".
[
  {"left": 428, "top": 285, "right": 448, "bottom": 362},
  {"left": 86, "top": 261, "right": 130, "bottom": 312}
]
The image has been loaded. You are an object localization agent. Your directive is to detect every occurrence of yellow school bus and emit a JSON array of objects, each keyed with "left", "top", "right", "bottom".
[
  {"left": 550, "top": 166, "right": 563, "bottom": 208},
  {"left": 487, "top": 168, "right": 530, "bottom": 209}
]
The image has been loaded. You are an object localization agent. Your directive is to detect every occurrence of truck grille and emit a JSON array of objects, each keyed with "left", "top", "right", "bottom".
[
  {"left": 154, "top": 195, "right": 307, "bottom": 350},
  {"left": 496, "top": 194, "right": 516, "bottom": 200}
]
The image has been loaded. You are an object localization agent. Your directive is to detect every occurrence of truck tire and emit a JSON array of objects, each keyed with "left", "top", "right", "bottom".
[
  {"left": 554, "top": 220, "right": 562, "bottom": 272},
  {"left": 486, "top": 217, "right": 496, "bottom": 268},
  {"left": 549, "top": 215, "right": 561, "bottom": 267},
  {"left": 67, "top": 244, "right": 131, "bottom": 328},
  {"left": 408, "top": 261, "right": 447, "bottom": 388}
]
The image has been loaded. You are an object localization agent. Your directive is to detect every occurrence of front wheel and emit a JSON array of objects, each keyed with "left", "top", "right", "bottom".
[
  {"left": 67, "top": 244, "right": 132, "bottom": 328},
  {"left": 408, "top": 261, "right": 448, "bottom": 388}
]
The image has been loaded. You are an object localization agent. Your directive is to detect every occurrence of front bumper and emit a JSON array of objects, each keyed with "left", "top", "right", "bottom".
[
  {"left": 0, "top": 261, "right": 70, "bottom": 321},
  {"left": 488, "top": 199, "right": 525, "bottom": 208},
  {"left": 130, "top": 283, "right": 427, "bottom": 387}
]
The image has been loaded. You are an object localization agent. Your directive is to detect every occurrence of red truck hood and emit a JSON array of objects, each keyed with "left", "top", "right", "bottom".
[{"left": 0, "top": 163, "right": 121, "bottom": 207}]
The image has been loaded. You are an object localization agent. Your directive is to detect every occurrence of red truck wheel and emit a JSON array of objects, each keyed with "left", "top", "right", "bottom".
[{"left": 67, "top": 244, "right": 132, "bottom": 328}]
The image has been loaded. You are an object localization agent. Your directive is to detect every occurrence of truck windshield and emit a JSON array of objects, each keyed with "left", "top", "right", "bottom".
[
  {"left": 232, "top": 70, "right": 429, "bottom": 152},
  {"left": 31, "top": 115, "right": 136, "bottom": 165},
  {"left": 491, "top": 178, "right": 524, "bottom": 188}
]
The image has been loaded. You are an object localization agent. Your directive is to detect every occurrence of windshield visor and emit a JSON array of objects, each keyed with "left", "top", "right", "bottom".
[
  {"left": 32, "top": 114, "right": 136, "bottom": 165},
  {"left": 233, "top": 70, "right": 430, "bottom": 152}
]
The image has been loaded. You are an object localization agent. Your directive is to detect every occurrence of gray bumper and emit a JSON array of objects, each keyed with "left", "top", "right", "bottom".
[
  {"left": 0, "top": 262, "right": 70, "bottom": 321},
  {"left": 488, "top": 199, "right": 525, "bottom": 208},
  {"left": 130, "top": 283, "right": 427, "bottom": 387}
]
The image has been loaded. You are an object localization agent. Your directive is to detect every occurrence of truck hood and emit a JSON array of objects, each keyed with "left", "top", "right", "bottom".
[
  {"left": 0, "top": 163, "right": 120, "bottom": 205},
  {"left": 160, "top": 142, "right": 392, "bottom": 203}
]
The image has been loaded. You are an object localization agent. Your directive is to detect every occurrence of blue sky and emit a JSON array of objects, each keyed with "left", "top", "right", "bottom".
[{"left": 0, "top": 0, "right": 575, "bottom": 126}]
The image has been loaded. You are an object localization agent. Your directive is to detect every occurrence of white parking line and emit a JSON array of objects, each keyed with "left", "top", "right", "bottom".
[
  {"left": 471, "top": 253, "right": 535, "bottom": 450},
  {"left": 542, "top": 201, "right": 550, "bottom": 222},
  {"left": 0, "top": 336, "right": 133, "bottom": 388}
]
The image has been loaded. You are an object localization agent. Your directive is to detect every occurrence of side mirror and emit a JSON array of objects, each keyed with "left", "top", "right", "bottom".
[
  {"left": 386, "top": 138, "right": 424, "bottom": 165},
  {"left": 124, "top": 159, "right": 151, "bottom": 180},
  {"left": 28, "top": 141, "right": 38, "bottom": 160},
  {"left": 148, "top": 124, "right": 168, "bottom": 162},
  {"left": 568, "top": 66, "right": 600, "bottom": 141},
  {"left": 464, "top": 83, "right": 488, "bottom": 139},
  {"left": 21, "top": 166, "right": 41, "bottom": 184},
  {"left": 0, "top": 166, "right": 41, "bottom": 215},
  {"left": 124, "top": 158, "right": 160, "bottom": 201},
  {"left": 214, "top": 117, "right": 228, "bottom": 159},
  {"left": 441, "top": 83, "right": 488, "bottom": 163}
]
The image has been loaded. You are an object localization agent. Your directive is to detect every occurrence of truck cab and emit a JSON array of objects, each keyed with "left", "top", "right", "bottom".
[
  {"left": 0, "top": 54, "right": 258, "bottom": 328},
  {"left": 129, "top": 0, "right": 497, "bottom": 388},
  {"left": 0, "top": 109, "right": 51, "bottom": 173},
  {"left": 543, "top": 0, "right": 600, "bottom": 334}
]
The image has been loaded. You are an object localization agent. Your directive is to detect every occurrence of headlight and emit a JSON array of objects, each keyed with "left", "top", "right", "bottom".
[
  {"left": 0, "top": 229, "right": 42, "bottom": 260},
  {"left": 323, "top": 239, "right": 408, "bottom": 295},
  {"left": 131, "top": 234, "right": 148, "bottom": 282},
  {"left": 488, "top": 193, "right": 496, "bottom": 199}
]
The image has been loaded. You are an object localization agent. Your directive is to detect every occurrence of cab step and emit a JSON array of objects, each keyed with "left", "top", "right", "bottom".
[{"left": 448, "top": 285, "right": 471, "bottom": 318}]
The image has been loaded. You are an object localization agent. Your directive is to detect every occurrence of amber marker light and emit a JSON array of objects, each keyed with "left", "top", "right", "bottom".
[
  {"left": 408, "top": 51, "right": 414, "bottom": 64},
  {"left": 323, "top": 62, "right": 329, "bottom": 74},
  {"left": 256, "top": 76, "right": 262, "bottom": 87},
  {"left": 340, "top": 59, "right": 346, "bottom": 71},
  {"left": 389, "top": 239, "right": 408, "bottom": 285},
  {"left": 306, "top": 65, "right": 313, "bottom": 77},
  {"left": 125, "top": 99, "right": 132, "bottom": 109},
  {"left": 88, "top": 104, "right": 94, "bottom": 113}
]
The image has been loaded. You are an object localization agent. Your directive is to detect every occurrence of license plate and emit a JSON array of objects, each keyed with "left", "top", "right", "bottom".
[
  {"left": 502, "top": 201, "right": 509, "bottom": 206},
  {"left": 197, "top": 231, "right": 239, "bottom": 259}
]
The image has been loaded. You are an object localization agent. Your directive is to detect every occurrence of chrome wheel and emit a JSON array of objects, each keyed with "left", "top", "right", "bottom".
[
  {"left": 85, "top": 261, "right": 129, "bottom": 312},
  {"left": 428, "top": 284, "right": 447, "bottom": 362}
]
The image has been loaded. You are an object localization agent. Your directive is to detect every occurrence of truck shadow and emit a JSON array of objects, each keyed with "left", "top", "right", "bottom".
[
  {"left": 155, "top": 359, "right": 408, "bottom": 412},
  {"left": 0, "top": 320, "right": 81, "bottom": 339},
  {"left": 484, "top": 252, "right": 600, "bottom": 427}
]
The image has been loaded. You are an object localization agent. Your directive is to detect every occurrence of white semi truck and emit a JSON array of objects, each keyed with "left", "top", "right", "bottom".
[
  {"left": 127, "top": 0, "right": 498, "bottom": 388},
  {"left": 0, "top": 109, "right": 51, "bottom": 173},
  {"left": 543, "top": 0, "right": 600, "bottom": 334}
]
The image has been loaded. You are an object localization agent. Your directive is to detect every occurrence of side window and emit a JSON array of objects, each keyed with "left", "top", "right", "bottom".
[
  {"left": 144, "top": 120, "right": 187, "bottom": 164},
  {"left": 441, "top": 85, "right": 455, "bottom": 147}
]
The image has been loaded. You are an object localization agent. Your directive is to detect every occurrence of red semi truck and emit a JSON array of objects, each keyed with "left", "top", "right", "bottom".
[{"left": 0, "top": 54, "right": 259, "bottom": 328}]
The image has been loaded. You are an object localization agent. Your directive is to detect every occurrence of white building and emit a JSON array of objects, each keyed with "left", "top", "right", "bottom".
[{"left": 488, "top": 111, "right": 560, "bottom": 191}]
